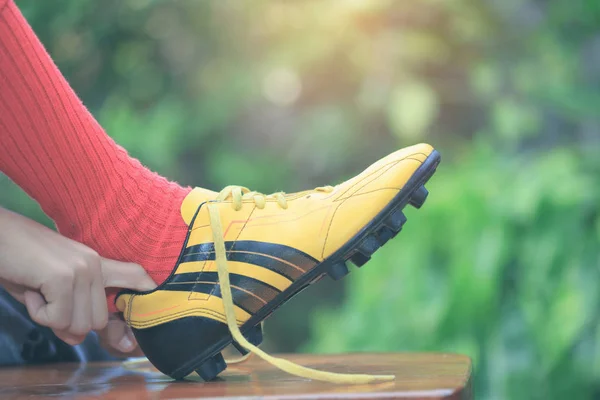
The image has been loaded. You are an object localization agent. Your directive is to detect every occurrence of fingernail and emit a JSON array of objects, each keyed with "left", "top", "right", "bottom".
[{"left": 118, "top": 335, "right": 134, "bottom": 351}]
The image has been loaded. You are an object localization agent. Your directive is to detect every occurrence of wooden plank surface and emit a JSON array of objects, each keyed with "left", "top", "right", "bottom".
[{"left": 0, "top": 353, "right": 472, "bottom": 399}]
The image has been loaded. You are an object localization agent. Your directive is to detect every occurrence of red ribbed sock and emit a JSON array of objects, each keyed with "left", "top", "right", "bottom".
[{"left": 0, "top": 0, "right": 190, "bottom": 310}]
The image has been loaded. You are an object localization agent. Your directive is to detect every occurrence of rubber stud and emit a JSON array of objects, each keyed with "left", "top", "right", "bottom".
[
  {"left": 377, "top": 226, "right": 395, "bottom": 246},
  {"left": 327, "top": 262, "right": 350, "bottom": 280},
  {"left": 195, "top": 352, "right": 227, "bottom": 381},
  {"left": 233, "top": 324, "right": 263, "bottom": 355},
  {"left": 409, "top": 186, "right": 429, "bottom": 209},
  {"left": 357, "top": 235, "right": 380, "bottom": 256},
  {"left": 385, "top": 209, "right": 407, "bottom": 232},
  {"left": 351, "top": 252, "right": 371, "bottom": 267}
]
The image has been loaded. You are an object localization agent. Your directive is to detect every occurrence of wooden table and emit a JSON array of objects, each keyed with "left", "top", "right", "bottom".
[{"left": 0, "top": 353, "right": 472, "bottom": 399}]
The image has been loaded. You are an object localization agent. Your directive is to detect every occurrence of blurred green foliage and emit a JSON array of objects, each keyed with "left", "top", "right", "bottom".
[
  {"left": 1, "top": 0, "right": 600, "bottom": 398},
  {"left": 310, "top": 144, "right": 600, "bottom": 399}
]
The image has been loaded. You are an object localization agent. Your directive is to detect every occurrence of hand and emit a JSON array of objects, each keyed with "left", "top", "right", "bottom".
[{"left": 0, "top": 208, "right": 156, "bottom": 346}]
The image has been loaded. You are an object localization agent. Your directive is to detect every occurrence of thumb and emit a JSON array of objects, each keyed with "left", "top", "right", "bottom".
[
  {"left": 103, "top": 318, "right": 138, "bottom": 353},
  {"left": 100, "top": 258, "right": 157, "bottom": 292}
]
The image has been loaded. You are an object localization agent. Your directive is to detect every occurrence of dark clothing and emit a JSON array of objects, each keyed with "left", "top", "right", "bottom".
[{"left": 0, "top": 287, "right": 117, "bottom": 366}]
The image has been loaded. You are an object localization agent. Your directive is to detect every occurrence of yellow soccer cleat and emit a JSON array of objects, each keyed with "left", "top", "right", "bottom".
[{"left": 116, "top": 143, "right": 440, "bottom": 383}]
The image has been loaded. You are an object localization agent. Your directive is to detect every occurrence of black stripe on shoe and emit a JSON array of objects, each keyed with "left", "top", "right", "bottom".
[
  {"left": 181, "top": 241, "right": 318, "bottom": 280},
  {"left": 165, "top": 272, "right": 281, "bottom": 315}
]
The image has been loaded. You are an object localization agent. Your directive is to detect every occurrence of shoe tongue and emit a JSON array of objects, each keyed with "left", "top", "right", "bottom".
[{"left": 181, "top": 187, "right": 219, "bottom": 225}]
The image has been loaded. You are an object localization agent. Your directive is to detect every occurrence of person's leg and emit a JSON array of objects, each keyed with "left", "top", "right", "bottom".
[{"left": 0, "top": 0, "right": 190, "bottom": 306}]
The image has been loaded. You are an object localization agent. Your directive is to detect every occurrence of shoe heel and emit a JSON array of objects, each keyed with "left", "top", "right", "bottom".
[{"left": 131, "top": 316, "right": 234, "bottom": 380}]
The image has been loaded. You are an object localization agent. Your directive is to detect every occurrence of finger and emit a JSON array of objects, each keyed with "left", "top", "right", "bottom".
[
  {"left": 24, "top": 292, "right": 80, "bottom": 345},
  {"left": 104, "top": 318, "right": 138, "bottom": 353},
  {"left": 69, "top": 272, "right": 93, "bottom": 337},
  {"left": 101, "top": 259, "right": 156, "bottom": 291},
  {"left": 26, "top": 292, "right": 85, "bottom": 345},
  {"left": 37, "top": 274, "right": 74, "bottom": 332},
  {"left": 54, "top": 329, "right": 86, "bottom": 346},
  {"left": 24, "top": 290, "right": 72, "bottom": 330},
  {"left": 90, "top": 266, "right": 109, "bottom": 331},
  {"left": 24, "top": 290, "right": 49, "bottom": 326}
]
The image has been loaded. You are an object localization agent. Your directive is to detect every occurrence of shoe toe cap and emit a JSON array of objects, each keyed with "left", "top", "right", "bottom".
[{"left": 321, "top": 144, "right": 433, "bottom": 258}]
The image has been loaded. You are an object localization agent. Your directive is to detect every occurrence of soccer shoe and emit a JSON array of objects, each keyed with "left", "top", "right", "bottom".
[{"left": 116, "top": 143, "right": 440, "bottom": 383}]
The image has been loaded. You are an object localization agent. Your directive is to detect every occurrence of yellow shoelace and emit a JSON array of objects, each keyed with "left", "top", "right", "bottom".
[
  {"left": 206, "top": 186, "right": 395, "bottom": 384},
  {"left": 216, "top": 185, "right": 337, "bottom": 210}
]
